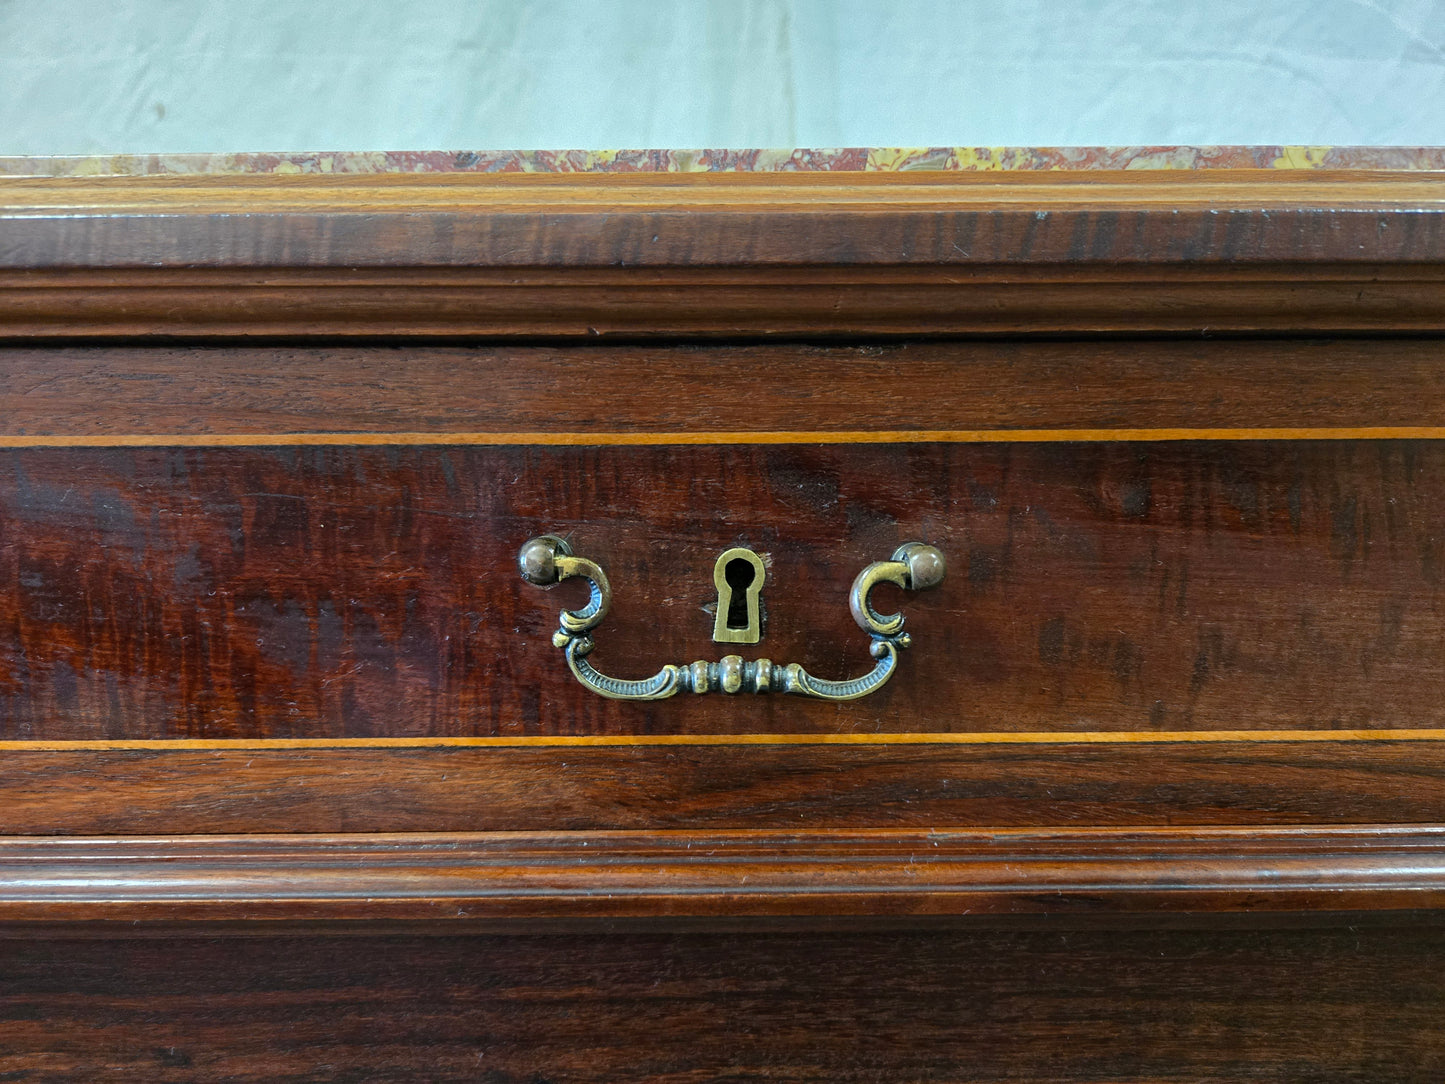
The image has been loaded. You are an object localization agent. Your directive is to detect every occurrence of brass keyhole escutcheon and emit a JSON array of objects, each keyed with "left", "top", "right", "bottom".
[{"left": 712, "top": 547, "right": 765, "bottom": 644}]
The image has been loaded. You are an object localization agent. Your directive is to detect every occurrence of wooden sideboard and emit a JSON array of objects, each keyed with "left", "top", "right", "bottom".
[{"left": 2, "top": 166, "right": 1445, "bottom": 1079}]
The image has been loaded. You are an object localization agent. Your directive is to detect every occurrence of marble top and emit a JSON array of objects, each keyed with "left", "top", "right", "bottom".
[{"left": 2, "top": 146, "right": 1443, "bottom": 177}]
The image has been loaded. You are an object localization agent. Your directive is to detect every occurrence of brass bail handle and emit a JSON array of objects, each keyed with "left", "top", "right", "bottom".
[{"left": 518, "top": 536, "right": 945, "bottom": 702}]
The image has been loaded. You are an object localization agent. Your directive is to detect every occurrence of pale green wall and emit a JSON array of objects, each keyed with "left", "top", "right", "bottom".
[{"left": 3, "top": 0, "right": 1441, "bottom": 154}]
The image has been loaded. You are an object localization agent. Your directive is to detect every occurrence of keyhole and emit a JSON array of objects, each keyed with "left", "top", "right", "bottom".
[
  {"left": 712, "top": 546, "right": 765, "bottom": 645},
  {"left": 724, "top": 557, "right": 756, "bottom": 630}
]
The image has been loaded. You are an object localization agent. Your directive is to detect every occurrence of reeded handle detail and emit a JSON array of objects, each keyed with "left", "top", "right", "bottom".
[{"left": 518, "top": 536, "right": 945, "bottom": 702}]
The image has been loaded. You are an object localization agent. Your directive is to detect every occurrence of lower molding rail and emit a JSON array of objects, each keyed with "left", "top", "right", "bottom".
[{"left": 0, "top": 826, "right": 1442, "bottom": 923}]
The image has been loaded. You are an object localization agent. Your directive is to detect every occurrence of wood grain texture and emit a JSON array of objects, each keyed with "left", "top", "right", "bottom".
[
  {"left": 8, "top": 339, "right": 1445, "bottom": 439},
  {"left": 6, "top": 171, "right": 1444, "bottom": 266},
  {"left": 2, "top": 742, "right": 1442, "bottom": 834},
  {"left": 2, "top": 926, "right": 1442, "bottom": 1080},
  {"left": 0, "top": 826, "right": 1440, "bottom": 922},
  {"left": 2, "top": 171, "right": 1443, "bottom": 335},
  {"left": 2, "top": 441, "right": 1444, "bottom": 739},
  {"left": 6, "top": 266, "right": 1445, "bottom": 337},
  {"left": 6, "top": 166, "right": 1445, "bottom": 1060}
]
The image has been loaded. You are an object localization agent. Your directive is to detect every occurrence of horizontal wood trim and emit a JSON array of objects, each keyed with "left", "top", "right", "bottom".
[
  {"left": 9, "top": 168, "right": 1444, "bottom": 213},
  {"left": 4, "top": 743, "right": 1443, "bottom": 835},
  {"left": 4, "top": 267, "right": 1442, "bottom": 338},
  {"left": 3, "top": 729, "right": 1445, "bottom": 749},
  {"left": 2, "top": 172, "right": 1443, "bottom": 335},
  {"left": 7, "top": 428, "right": 1445, "bottom": 447},
  {"left": 4, "top": 171, "right": 1443, "bottom": 266},
  {"left": 0, "top": 826, "right": 1440, "bottom": 921},
  {"left": 10, "top": 340, "right": 1445, "bottom": 441}
]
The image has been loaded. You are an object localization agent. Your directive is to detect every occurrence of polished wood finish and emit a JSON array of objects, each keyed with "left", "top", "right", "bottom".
[
  {"left": 2, "top": 171, "right": 1444, "bottom": 336},
  {"left": 3, "top": 927, "right": 1443, "bottom": 1081},
  {"left": 0, "top": 827, "right": 1440, "bottom": 922},
  {"left": 2, "top": 740, "right": 1441, "bottom": 834},
  {"left": 9, "top": 171, "right": 1443, "bottom": 266},
  {"left": 3, "top": 441, "right": 1444, "bottom": 739},
  {"left": 8, "top": 339, "right": 1445, "bottom": 440},
  {"left": 10, "top": 265, "right": 1445, "bottom": 336},
  {"left": 4, "top": 165, "right": 1445, "bottom": 1077}
]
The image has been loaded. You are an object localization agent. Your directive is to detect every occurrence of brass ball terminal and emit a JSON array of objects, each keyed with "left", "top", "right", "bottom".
[
  {"left": 894, "top": 543, "right": 946, "bottom": 591},
  {"left": 518, "top": 535, "right": 571, "bottom": 586}
]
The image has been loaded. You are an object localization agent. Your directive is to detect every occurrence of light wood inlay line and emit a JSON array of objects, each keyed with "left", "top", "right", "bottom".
[
  {"left": 6, "top": 730, "right": 1445, "bottom": 751},
  {"left": 4, "top": 168, "right": 1443, "bottom": 214},
  {"left": 6, "top": 428, "right": 1445, "bottom": 448}
]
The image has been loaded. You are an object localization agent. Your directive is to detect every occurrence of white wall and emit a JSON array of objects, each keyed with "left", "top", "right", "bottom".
[{"left": 3, "top": 0, "right": 1442, "bottom": 155}]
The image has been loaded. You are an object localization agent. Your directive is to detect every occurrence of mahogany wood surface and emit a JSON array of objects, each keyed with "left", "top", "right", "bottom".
[
  {"left": 2, "top": 926, "right": 1442, "bottom": 1081},
  {"left": 1, "top": 171, "right": 1443, "bottom": 335},
  {"left": 8, "top": 265, "right": 1444, "bottom": 337},
  {"left": 2, "top": 440, "right": 1443, "bottom": 739},
  {"left": 7, "top": 339, "right": 1445, "bottom": 440},
  {"left": 4, "top": 165, "right": 1445, "bottom": 1075},
  {"left": 2, "top": 740, "right": 1442, "bottom": 835},
  {"left": 7, "top": 171, "right": 1442, "bottom": 268},
  {"left": 0, "top": 827, "right": 1440, "bottom": 922}
]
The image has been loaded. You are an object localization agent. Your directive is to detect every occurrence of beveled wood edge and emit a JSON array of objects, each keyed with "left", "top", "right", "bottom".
[
  {"left": 0, "top": 826, "right": 1441, "bottom": 922},
  {"left": 2, "top": 170, "right": 1443, "bottom": 336}
]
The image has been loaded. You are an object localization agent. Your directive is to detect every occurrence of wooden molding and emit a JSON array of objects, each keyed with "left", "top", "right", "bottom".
[
  {"left": 1, "top": 826, "right": 1442, "bottom": 922},
  {"left": 2, "top": 170, "right": 1443, "bottom": 336}
]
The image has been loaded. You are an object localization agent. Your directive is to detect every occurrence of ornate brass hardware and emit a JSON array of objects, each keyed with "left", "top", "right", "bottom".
[
  {"left": 711, "top": 547, "right": 765, "bottom": 644},
  {"left": 517, "top": 535, "right": 945, "bottom": 702}
]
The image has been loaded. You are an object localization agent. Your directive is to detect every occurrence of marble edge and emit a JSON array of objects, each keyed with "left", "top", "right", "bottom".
[{"left": 2, "top": 146, "right": 1445, "bottom": 177}]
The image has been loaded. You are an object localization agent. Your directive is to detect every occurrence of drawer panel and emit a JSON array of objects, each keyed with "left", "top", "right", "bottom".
[{"left": 2, "top": 440, "right": 1443, "bottom": 739}]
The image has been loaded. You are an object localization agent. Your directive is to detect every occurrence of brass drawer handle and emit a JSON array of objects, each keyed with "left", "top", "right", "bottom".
[{"left": 518, "top": 536, "right": 945, "bottom": 702}]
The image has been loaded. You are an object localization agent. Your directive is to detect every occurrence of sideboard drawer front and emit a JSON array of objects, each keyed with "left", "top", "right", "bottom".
[{"left": 2, "top": 439, "right": 1443, "bottom": 740}]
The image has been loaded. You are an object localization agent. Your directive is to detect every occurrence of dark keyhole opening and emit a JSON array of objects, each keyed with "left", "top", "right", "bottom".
[{"left": 724, "top": 557, "right": 756, "bottom": 629}]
